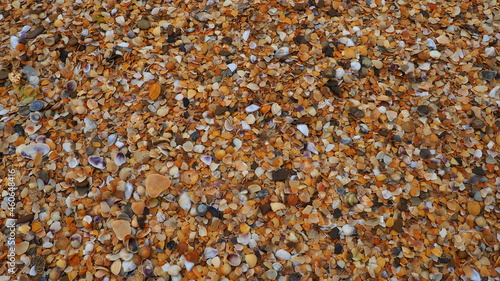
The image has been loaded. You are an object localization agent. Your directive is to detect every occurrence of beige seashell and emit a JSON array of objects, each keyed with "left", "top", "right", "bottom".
[{"left": 344, "top": 192, "right": 359, "bottom": 207}]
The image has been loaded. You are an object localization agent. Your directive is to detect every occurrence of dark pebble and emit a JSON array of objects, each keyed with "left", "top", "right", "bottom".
[
  {"left": 470, "top": 118, "right": 485, "bottom": 129},
  {"left": 38, "top": 170, "right": 49, "bottom": 183},
  {"left": 327, "top": 8, "right": 340, "bottom": 17},
  {"left": 219, "top": 50, "right": 231, "bottom": 56},
  {"left": 472, "top": 167, "right": 486, "bottom": 176},
  {"left": 166, "top": 241, "right": 177, "bottom": 251},
  {"left": 480, "top": 70, "right": 496, "bottom": 80},
  {"left": 17, "top": 213, "right": 34, "bottom": 224},
  {"left": 14, "top": 124, "right": 25, "bottom": 136},
  {"left": 295, "top": 35, "right": 307, "bottom": 45},
  {"left": 438, "top": 257, "right": 452, "bottom": 264},
  {"left": 207, "top": 206, "right": 222, "bottom": 218},
  {"left": 59, "top": 50, "right": 69, "bottom": 62},
  {"left": 334, "top": 243, "right": 343, "bottom": 254},
  {"left": 68, "top": 37, "right": 79, "bottom": 46},
  {"left": 182, "top": 97, "right": 190, "bottom": 108},
  {"left": 416, "top": 105, "right": 431, "bottom": 116},
  {"left": 419, "top": 148, "right": 431, "bottom": 159},
  {"left": 272, "top": 168, "right": 289, "bottom": 181},
  {"left": 349, "top": 107, "right": 365, "bottom": 119},
  {"left": 214, "top": 105, "right": 227, "bottom": 115},
  {"left": 321, "top": 68, "right": 335, "bottom": 78},
  {"left": 221, "top": 36, "right": 233, "bottom": 45},
  {"left": 26, "top": 26, "right": 45, "bottom": 39},
  {"left": 196, "top": 204, "right": 208, "bottom": 216},
  {"left": 391, "top": 247, "right": 402, "bottom": 256},
  {"left": 333, "top": 208, "right": 342, "bottom": 218},
  {"left": 19, "top": 106, "right": 31, "bottom": 116},
  {"left": 328, "top": 228, "right": 340, "bottom": 239},
  {"left": 0, "top": 70, "right": 9, "bottom": 80},
  {"left": 137, "top": 19, "right": 151, "bottom": 30},
  {"left": 323, "top": 44, "right": 334, "bottom": 57},
  {"left": 392, "top": 219, "right": 404, "bottom": 232},
  {"left": 29, "top": 100, "right": 44, "bottom": 111},
  {"left": 259, "top": 203, "right": 271, "bottom": 215},
  {"left": 256, "top": 188, "right": 269, "bottom": 199},
  {"left": 393, "top": 135, "right": 402, "bottom": 142},
  {"left": 190, "top": 131, "right": 200, "bottom": 141},
  {"left": 397, "top": 198, "right": 408, "bottom": 212},
  {"left": 289, "top": 273, "right": 303, "bottom": 281},
  {"left": 325, "top": 79, "right": 341, "bottom": 95}
]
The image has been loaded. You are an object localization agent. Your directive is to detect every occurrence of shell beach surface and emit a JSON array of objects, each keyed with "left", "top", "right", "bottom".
[{"left": 0, "top": 0, "right": 499, "bottom": 280}]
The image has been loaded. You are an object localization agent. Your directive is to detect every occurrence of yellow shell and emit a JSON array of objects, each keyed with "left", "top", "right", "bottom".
[{"left": 344, "top": 192, "right": 359, "bottom": 207}]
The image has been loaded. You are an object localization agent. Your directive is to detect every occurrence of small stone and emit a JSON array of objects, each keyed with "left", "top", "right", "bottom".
[
  {"left": 259, "top": 203, "right": 271, "bottom": 215},
  {"left": 401, "top": 121, "right": 415, "bottom": 133},
  {"left": 392, "top": 219, "right": 404, "bottom": 232},
  {"left": 137, "top": 19, "right": 151, "bottom": 30},
  {"left": 166, "top": 241, "right": 177, "bottom": 251},
  {"left": 349, "top": 107, "right": 364, "bottom": 119},
  {"left": 272, "top": 168, "right": 289, "bottom": 181},
  {"left": 328, "top": 228, "right": 340, "bottom": 239},
  {"left": 322, "top": 68, "right": 335, "bottom": 78},
  {"left": 419, "top": 149, "right": 431, "bottom": 159},
  {"left": 290, "top": 273, "right": 303, "bottom": 281},
  {"left": 196, "top": 204, "right": 208, "bottom": 216},
  {"left": 334, "top": 243, "right": 343, "bottom": 254},
  {"left": 467, "top": 201, "right": 481, "bottom": 216},
  {"left": 480, "top": 71, "right": 496, "bottom": 80},
  {"left": 470, "top": 118, "right": 485, "bottom": 129},
  {"left": 26, "top": 26, "right": 45, "bottom": 39},
  {"left": 417, "top": 105, "right": 431, "bottom": 116},
  {"left": 214, "top": 105, "right": 227, "bottom": 115},
  {"left": 29, "top": 100, "right": 44, "bottom": 111},
  {"left": 472, "top": 167, "right": 486, "bottom": 176},
  {"left": 145, "top": 174, "right": 171, "bottom": 198}
]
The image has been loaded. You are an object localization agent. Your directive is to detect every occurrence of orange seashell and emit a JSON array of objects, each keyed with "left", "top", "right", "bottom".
[
  {"left": 181, "top": 170, "right": 199, "bottom": 185},
  {"left": 148, "top": 83, "right": 162, "bottom": 100},
  {"left": 185, "top": 251, "right": 200, "bottom": 263}
]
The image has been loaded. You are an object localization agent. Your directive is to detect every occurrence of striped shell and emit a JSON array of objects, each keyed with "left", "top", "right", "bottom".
[{"left": 344, "top": 192, "right": 359, "bottom": 207}]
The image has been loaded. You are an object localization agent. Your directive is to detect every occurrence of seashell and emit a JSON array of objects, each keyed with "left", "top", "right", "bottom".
[
  {"left": 245, "top": 104, "right": 260, "bottom": 113},
  {"left": 25, "top": 124, "right": 42, "bottom": 135},
  {"left": 167, "top": 264, "right": 181, "bottom": 276},
  {"left": 107, "top": 134, "right": 118, "bottom": 146},
  {"left": 66, "top": 80, "right": 77, "bottom": 92},
  {"left": 275, "top": 249, "right": 291, "bottom": 260},
  {"left": 29, "top": 100, "right": 45, "bottom": 111},
  {"left": 275, "top": 47, "right": 290, "bottom": 58},
  {"left": 181, "top": 170, "right": 199, "bottom": 184},
  {"left": 185, "top": 251, "right": 200, "bottom": 263},
  {"left": 138, "top": 244, "right": 152, "bottom": 259},
  {"left": 227, "top": 253, "right": 241, "bottom": 266},
  {"left": 89, "top": 156, "right": 106, "bottom": 169},
  {"left": 122, "top": 260, "right": 137, "bottom": 273},
  {"left": 201, "top": 155, "right": 212, "bottom": 165},
  {"left": 142, "top": 259, "right": 153, "bottom": 277},
  {"left": 145, "top": 173, "right": 171, "bottom": 198},
  {"left": 18, "top": 143, "right": 51, "bottom": 159},
  {"left": 110, "top": 260, "right": 121, "bottom": 275},
  {"left": 119, "top": 248, "right": 134, "bottom": 261},
  {"left": 115, "top": 152, "right": 127, "bottom": 166},
  {"left": 111, "top": 220, "right": 131, "bottom": 240},
  {"left": 204, "top": 247, "right": 218, "bottom": 259},
  {"left": 185, "top": 260, "right": 195, "bottom": 271},
  {"left": 70, "top": 234, "right": 82, "bottom": 248},
  {"left": 245, "top": 254, "right": 257, "bottom": 268},
  {"left": 194, "top": 11, "right": 211, "bottom": 22},
  {"left": 344, "top": 192, "right": 359, "bottom": 207},
  {"left": 341, "top": 224, "right": 356, "bottom": 236},
  {"left": 125, "top": 236, "right": 139, "bottom": 253},
  {"left": 296, "top": 124, "right": 309, "bottom": 136},
  {"left": 29, "top": 111, "right": 42, "bottom": 123},
  {"left": 178, "top": 192, "right": 192, "bottom": 211}
]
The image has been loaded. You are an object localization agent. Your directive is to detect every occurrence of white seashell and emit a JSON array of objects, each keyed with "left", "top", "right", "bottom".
[
  {"left": 484, "top": 47, "right": 496, "bottom": 57},
  {"left": 275, "top": 249, "right": 291, "bottom": 260},
  {"left": 429, "top": 50, "right": 441, "bottom": 58},
  {"left": 341, "top": 224, "right": 356, "bottom": 236},
  {"left": 242, "top": 30, "right": 250, "bottom": 41},
  {"left": 489, "top": 86, "right": 499, "bottom": 99},
  {"left": 426, "top": 39, "right": 436, "bottom": 49},
  {"left": 18, "top": 143, "right": 51, "bottom": 159},
  {"left": 121, "top": 260, "right": 137, "bottom": 273},
  {"left": 297, "top": 124, "right": 309, "bottom": 136},
  {"left": 245, "top": 104, "right": 260, "bottom": 113},
  {"left": 10, "top": 36, "right": 19, "bottom": 49},
  {"left": 306, "top": 142, "right": 318, "bottom": 154},
  {"left": 184, "top": 260, "right": 195, "bottom": 271},
  {"left": 275, "top": 47, "right": 290, "bottom": 58},
  {"left": 178, "top": 192, "right": 192, "bottom": 211},
  {"left": 271, "top": 103, "right": 281, "bottom": 115},
  {"left": 204, "top": 247, "right": 219, "bottom": 259},
  {"left": 107, "top": 134, "right": 117, "bottom": 146},
  {"left": 114, "top": 152, "right": 127, "bottom": 166},
  {"left": 351, "top": 62, "right": 361, "bottom": 71},
  {"left": 227, "top": 63, "right": 237, "bottom": 72},
  {"left": 167, "top": 264, "right": 181, "bottom": 276},
  {"left": 201, "top": 155, "right": 212, "bottom": 165},
  {"left": 335, "top": 68, "right": 345, "bottom": 79},
  {"left": 227, "top": 253, "right": 241, "bottom": 266},
  {"left": 237, "top": 233, "right": 251, "bottom": 245}
]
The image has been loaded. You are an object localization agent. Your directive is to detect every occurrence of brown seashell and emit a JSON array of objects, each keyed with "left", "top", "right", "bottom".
[
  {"left": 467, "top": 201, "right": 481, "bottom": 216},
  {"left": 125, "top": 235, "right": 139, "bottom": 253},
  {"left": 111, "top": 220, "right": 132, "bottom": 240},
  {"left": 344, "top": 192, "right": 359, "bottom": 207},
  {"left": 138, "top": 245, "right": 151, "bottom": 259},
  {"left": 181, "top": 170, "right": 199, "bottom": 185},
  {"left": 185, "top": 251, "right": 200, "bottom": 263}
]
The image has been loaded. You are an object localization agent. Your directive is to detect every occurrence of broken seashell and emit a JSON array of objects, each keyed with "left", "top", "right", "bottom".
[
  {"left": 66, "top": 80, "right": 77, "bottom": 92},
  {"left": 204, "top": 247, "right": 218, "bottom": 259},
  {"left": 181, "top": 170, "right": 199, "bottom": 185},
  {"left": 18, "top": 143, "right": 50, "bottom": 159},
  {"left": 145, "top": 174, "right": 171, "bottom": 198},
  {"left": 124, "top": 236, "right": 139, "bottom": 253},
  {"left": 275, "top": 47, "right": 290, "bottom": 58},
  {"left": 178, "top": 192, "right": 192, "bottom": 211},
  {"left": 88, "top": 156, "right": 106, "bottom": 169},
  {"left": 142, "top": 259, "right": 153, "bottom": 277},
  {"left": 344, "top": 192, "right": 359, "bottom": 207},
  {"left": 114, "top": 152, "right": 127, "bottom": 166}
]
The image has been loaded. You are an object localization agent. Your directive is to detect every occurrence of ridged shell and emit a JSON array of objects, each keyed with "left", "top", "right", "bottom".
[{"left": 344, "top": 192, "right": 359, "bottom": 207}]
